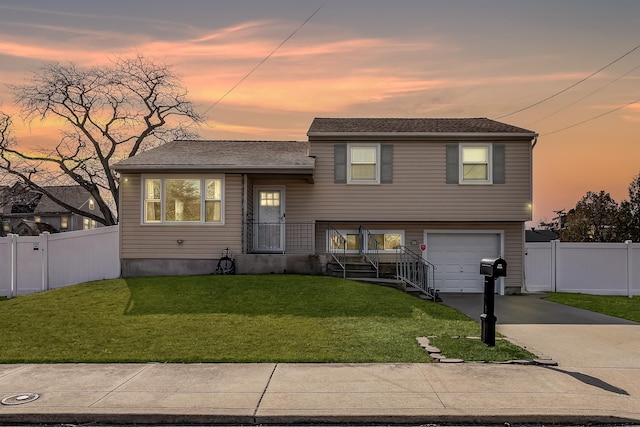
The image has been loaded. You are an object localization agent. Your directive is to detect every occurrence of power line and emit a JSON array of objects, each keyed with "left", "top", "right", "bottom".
[
  {"left": 496, "top": 42, "right": 640, "bottom": 120},
  {"left": 540, "top": 96, "right": 640, "bottom": 137},
  {"left": 202, "top": 4, "right": 324, "bottom": 116},
  {"left": 527, "top": 62, "right": 640, "bottom": 126}
]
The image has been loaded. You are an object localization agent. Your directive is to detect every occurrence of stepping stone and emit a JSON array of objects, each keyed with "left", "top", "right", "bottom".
[
  {"left": 439, "top": 358, "right": 464, "bottom": 363},
  {"left": 416, "top": 337, "right": 430, "bottom": 347}
]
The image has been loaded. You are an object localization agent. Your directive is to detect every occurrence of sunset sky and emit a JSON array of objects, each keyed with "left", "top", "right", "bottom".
[{"left": 1, "top": 0, "right": 639, "bottom": 225}]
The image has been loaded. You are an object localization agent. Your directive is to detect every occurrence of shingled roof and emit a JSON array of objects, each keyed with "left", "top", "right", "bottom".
[
  {"left": 113, "top": 140, "right": 315, "bottom": 172},
  {"left": 307, "top": 118, "right": 536, "bottom": 135},
  {"left": 0, "top": 184, "right": 99, "bottom": 216},
  {"left": 35, "top": 186, "right": 96, "bottom": 214}
]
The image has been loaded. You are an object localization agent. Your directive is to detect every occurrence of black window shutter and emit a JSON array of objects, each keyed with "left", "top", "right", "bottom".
[
  {"left": 446, "top": 144, "right": 459, "bottom": 184},
  {"left": 334, "top": 144, "right": 347, "bottom": 183},
  {"left": 493, "top": 144, "right": 505, "bottom": 184},
  {"left": 380, "top": 144, "right": 393, "bottom": 183}
]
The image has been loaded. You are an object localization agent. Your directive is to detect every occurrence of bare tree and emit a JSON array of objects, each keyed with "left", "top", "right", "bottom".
[{"left": 0, "top": 54, "right": 204, "bottom": 225}]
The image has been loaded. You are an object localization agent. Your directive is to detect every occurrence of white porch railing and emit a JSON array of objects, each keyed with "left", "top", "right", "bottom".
[
  {"left": 396, "top": 245, "right": 437, "bottom": 300},
  {"left": 327, "top": 225, "right": 347, "bottom": 278}
]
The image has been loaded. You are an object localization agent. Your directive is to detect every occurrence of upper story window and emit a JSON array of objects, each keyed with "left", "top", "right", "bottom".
[
  {"left": 143, "top": 176, "right": 224, "bottom": 225},
  {"left": 348, "top": 144, "right": 379, "bottom": 184},
  {"left": 460, "top": 144, "right": 492, "bottom": 184},
  {"left": 88, "top": 199, "right": 95, "bottom": 210},
  {"left": 446, "top": 143, "right": 505, "bottom": 185},
  {"left": 334, "top": 143, "right": 393, "bottom": 185}
]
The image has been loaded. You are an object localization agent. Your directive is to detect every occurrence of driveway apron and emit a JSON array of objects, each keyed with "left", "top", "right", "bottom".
[{"left": 439, "top": 293, "right": 640, "bottom": 368}]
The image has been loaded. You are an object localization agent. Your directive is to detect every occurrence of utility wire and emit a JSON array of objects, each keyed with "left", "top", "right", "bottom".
[
  {"left": 202, "top": 4, "right": 324, "bottom": 116},
  {"left": 527, "top": 62, "right": 640, "bottom": 126},
  {"left": 496, "top": 42, "right": 640, "bottom": 120},
  {"left": 541, "top": 96, "right": 640, "bottom": 137}
]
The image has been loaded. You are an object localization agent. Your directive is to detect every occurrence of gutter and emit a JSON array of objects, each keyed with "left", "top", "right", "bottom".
[{"left": 307, "top": 131, "right": 538, "bottom": 138}]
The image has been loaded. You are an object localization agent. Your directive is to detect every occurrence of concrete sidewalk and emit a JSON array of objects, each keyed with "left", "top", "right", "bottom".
[{"left": 1, "top": 361, "right": 639, "bottom": 425}]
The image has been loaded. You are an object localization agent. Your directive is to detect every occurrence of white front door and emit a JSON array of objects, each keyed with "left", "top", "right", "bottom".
[{"left": 254, "top": 187, "right": 285, "bottom": 253}]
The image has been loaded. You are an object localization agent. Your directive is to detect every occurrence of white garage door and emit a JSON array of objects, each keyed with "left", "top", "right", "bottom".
[{"left": 426, "top": 233, "right": 501, "bottom": 293}]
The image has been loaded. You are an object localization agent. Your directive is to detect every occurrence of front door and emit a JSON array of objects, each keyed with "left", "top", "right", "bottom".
[{"left": 254, "top": 187, "right": 285, "bottom": 253}]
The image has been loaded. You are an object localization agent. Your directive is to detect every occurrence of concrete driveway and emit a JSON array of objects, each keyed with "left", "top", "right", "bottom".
[{"left": 440, "top": 292, "right": 640, "bottom": 368}]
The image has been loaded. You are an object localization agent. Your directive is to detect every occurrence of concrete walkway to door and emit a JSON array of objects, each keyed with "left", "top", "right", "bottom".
[{"left": 440, "top": 292, "right": 640, "bottom": 368}]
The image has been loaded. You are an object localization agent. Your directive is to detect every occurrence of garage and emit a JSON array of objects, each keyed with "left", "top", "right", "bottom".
[{"left": 425, "top": 232, "right": 502, "bottom": 293}]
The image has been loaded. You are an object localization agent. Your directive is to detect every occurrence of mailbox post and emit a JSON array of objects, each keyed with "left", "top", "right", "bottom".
[{"left": 479, "top": 257, "right": 507, "bottom": 347}]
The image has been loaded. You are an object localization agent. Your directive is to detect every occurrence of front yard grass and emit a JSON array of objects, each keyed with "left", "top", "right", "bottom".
[
  {"left": 0, "top": 275, "right": 533, "bottom": 363},
  {"left": 544, "top": 292, "right": 640, "bottom": 322}
]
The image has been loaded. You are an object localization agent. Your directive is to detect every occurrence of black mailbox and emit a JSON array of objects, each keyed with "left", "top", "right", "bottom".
[{"left": 480, "top": 257, "right": 507, "bottom": 278}]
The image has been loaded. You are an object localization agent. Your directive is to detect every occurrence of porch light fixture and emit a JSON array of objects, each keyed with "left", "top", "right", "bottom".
[{"left": 177, "top": 239, "right": 184, "bottom": 245}]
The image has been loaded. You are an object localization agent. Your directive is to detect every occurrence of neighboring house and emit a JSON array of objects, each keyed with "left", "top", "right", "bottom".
[
  {"left": 113, "top": 117, "right": 537, "bottom": 295},
  {"left": 0, "top": 183, "right": 103, "bottom": 236},
  {"left": 525, "top": 228, "right": 559, "bottom": 242}
]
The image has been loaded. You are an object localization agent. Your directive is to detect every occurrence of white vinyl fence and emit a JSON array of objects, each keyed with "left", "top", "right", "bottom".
[
  {"left": 525, "top": 240, "right": 640, "bottom": 296},
  {"left": 0, "top": 226, "right": 120, "bottom": 298}
]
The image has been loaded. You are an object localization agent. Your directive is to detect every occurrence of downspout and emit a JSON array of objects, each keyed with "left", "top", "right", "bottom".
[
  {"left": 527, "top": 135, "right": 538, "bottom": 293},
  {"left": 241, "top": 174, "right": 246, "bottom": 254}
]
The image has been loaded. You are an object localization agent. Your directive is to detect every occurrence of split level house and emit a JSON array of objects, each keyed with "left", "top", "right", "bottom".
[
  {"left": 113, "top": 118, "right": 537, "bottom": 296},
  {"left": 0, "top": 183, "right": 103, "bottom": 236}
]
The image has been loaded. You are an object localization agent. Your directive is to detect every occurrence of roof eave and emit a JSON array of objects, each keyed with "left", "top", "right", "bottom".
[
  {"left": 113, "top": 165, "right": 315, "bottom": 174},
  {"left": 307, "top": 131, "right": 538, "bottom": 139}
]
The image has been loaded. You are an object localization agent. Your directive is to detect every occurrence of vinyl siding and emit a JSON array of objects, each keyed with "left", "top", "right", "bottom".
[
  {"left": 119, "top": 173, "right": 242, "bottom": 259},
  {"left": 310, "top": 220, "right": 524, "bottom": 291},
  {"left": 289, "top": 140, "right": 533, "bottom": 222}
]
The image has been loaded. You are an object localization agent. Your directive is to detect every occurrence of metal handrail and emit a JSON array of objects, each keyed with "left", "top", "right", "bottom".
[
  {"left": 359, "top": 226, "right": 379, "bottom": 278},
  {"left": 244, "top": 221, "right": 315, "bottom": 254},
  {"left": 328, "top": 224, "right": 347, "bottom": 278},
  {"left": 395, "top": 245, "right": 437, "bottom": 300}
]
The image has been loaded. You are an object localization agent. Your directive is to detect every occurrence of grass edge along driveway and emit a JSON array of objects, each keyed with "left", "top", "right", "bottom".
[
  {"left": 545, "top": 292, "right": 640, "bottom": 323},
  {"left": 0, "top": 275, "right": 533, "bottom": 363}
]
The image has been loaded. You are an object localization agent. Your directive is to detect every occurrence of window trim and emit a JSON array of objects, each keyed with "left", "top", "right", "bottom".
[
  {"left": 459, "top": 143, "right": 493, "bottom": 185},
  {"left": 141, "top": 175, "right": 225, "bottom": 225},
  {"left": 347, "top": 143, "right": 380, "bottom": 185},
  {"left": 328, "top": 229, "right": 404, "bottom": 253}
]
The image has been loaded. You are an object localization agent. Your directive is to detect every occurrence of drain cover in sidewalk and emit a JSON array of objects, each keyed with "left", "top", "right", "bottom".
[{"left": 1, "top": 393, "right": 40, "bottom": 405}]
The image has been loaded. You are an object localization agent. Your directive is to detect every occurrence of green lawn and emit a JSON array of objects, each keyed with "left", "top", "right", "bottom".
[
  {"left": 545, "top": 292, "right": 640, "bottom": 322},
  {"left": 0, "top": 275, "right": 533, "bottom": 363}
]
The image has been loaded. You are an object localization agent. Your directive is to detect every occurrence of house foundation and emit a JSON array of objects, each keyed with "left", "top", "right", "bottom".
[{"left": 121, "top": 255, "right": 328, "bottom": 278}]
